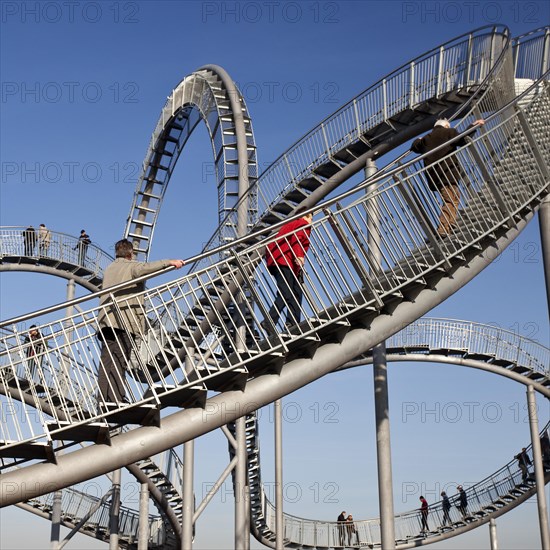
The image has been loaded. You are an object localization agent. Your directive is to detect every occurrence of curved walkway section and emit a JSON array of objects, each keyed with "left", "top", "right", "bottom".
[
  {"left": 18, "top": 485, "right": 166, "bottom": 549},
  {"left": 262, "top": 424, "right": 549, "bottom": 549},
  {"left": 0, "top": 227, "right": 112, "bottom": 289},
  {"left": 246, "top": 318, "right": 549, "bottom": 546},
  {"left": 0, "top": 72, "right": 547, "bottom": 501},
  {"left": 124, "top": 65, "right": 258, "bottom": 260},
  {"left": 195, "top": 25, "right": 511, "bottom": 266}
]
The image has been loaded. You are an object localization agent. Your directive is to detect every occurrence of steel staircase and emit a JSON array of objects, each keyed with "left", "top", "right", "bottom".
[
  {"left": 259, "top": 425, "right": 550, "bottom": 549},
  {"left": 18, "top": 485, "right": 167, "bottom": 549},
  {"left": 124, "top": 65, "right": 259, "bottom": 260},
  {"left": 0, "top": 25, "right": 548, "bottom": 550},
  {"left": 0, "top": 68, "right": 547, "bottom": 493}
]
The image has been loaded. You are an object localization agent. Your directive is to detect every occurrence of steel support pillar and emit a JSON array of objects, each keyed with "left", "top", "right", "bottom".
[
  {"left": 527, "top": 385, "right": 550, "bottom": 550},
  {"left": 538, "top": 196, "right": 550, "bottom": 319},
  {"left": 274, "top": 399, "right": 284, "bottom": 550},
  {"left": 182, "top": 440, "right": 195, "bottom": 550},
  {"left": 182, "top": 348, "right": 195, "bottom": 550},
  {"left": 109, "top": 468, "right": 121, "bottom": 550},
  {"left": 138, "top": 482, "right": 149, "bottom": 550},
  {"left": 235, "top": 415, "right": 249, "bottom": 549},
  {"left": 367, "top": 159, "right": 396, "bottom": 550},
  {"left": 50, "top": 489, "right": 62, "bottom": 549},
  {"left": 489, "top": 518, "right": 498, "bottom": 549}
]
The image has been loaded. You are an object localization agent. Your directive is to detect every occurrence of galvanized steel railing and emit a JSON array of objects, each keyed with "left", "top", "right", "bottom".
[
  {"left": 384, "top": 318, "right": 549, "bottom": 375},
  {"left": 0, "top": 75, "right": 547, "bottom": 458},
  {"left": 125, "top": 66, "right": 258, "bottom": 260},
  {"left": 261, "top": 424, "right": 549, "bottom": 548},
  {"left": 21, "top": 485, "right": 166, "bottom": 548},
  {"left": 513, "top": 26, "right": 550, "bottom": 80},
  {"left": 0, "top": 226, "right": 112, "bottom": 281},
  {"left": 195, "top": 25, "right": 511, "bottom": 263}
]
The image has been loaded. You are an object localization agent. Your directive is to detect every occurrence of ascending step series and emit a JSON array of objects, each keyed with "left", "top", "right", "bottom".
[{"left": 0, "top": 25, "right": 548, "bottom": 549}]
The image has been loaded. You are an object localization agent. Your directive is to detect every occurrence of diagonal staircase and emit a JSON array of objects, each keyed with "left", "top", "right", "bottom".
[
  {"left": 0, "top": 68, "right": 547, "bottom": 495},
  {"left": 0, "top": 27, "right": 548, "bottom": 550}
]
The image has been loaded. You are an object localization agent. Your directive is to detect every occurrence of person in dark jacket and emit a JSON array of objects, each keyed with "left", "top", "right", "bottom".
[
  {"left": 411, "top": 118, "right": 485, "bottom": 236},
  {"left": 22, "top": 225, "right": 36, "bottom": 256},
  {"left": 515, "top": 447, "right": 532, "bottom": 482},
  {"left": 337, "top": 511, "right": 346, "bottom": 546},
  {"left": 440, "top": 491, "right": 452, "bottom": 526},
  {"left": 455, "top": 485, "right": 468, "bottom": 519},
  {"left": 24, "top": 324, "right": 45, "bottom": 379},
  {"left": 76, "top": 229, "right": 91, "bottom": 266},
  {"left": 261, "top": 207, "right": 313, "bottom": 334}
]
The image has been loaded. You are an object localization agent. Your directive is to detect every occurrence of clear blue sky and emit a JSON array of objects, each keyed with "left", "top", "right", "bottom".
[{"left": 1, "top": 1, "right": 549, "bottom": 548}]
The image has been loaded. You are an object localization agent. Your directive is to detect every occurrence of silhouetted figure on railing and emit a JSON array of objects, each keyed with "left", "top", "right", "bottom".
[
  {"left": 515, "top": 447, "right": 532, "bottom": 482},
  {"left": 419, "top": 495, "right": 430, "bottom": 533},
  {"left": 261, "top": 207, "right": 312, "bottom": 335},
  {"left": 97, "top": 238, "right": 184, "bottom": 405},
  {"left": 76, "top": 229, "right": 91, "bottom": 266},
  {"left": 38, "top": 224, "right": 51, "bottom": 257},
  {"left": 22, "top": 225, "right": 36, "bottom": 256},
  {"left": 411, "top": 118, "right": 484, "bottom": 237},
  {"left": 440, "top": 491, "right": 452, "bottom": 526},
  {"left": 455, "top": 485, "right": 468, "bottom": 520},
  {"left": 24, "top": 324, "right": 45, "bottom": 380},
  {"left": 346, "top": 514, "right": 358, "bottom": 546},
  {"left": 336, "top": 510, "right": 346, "bottom": 547}
]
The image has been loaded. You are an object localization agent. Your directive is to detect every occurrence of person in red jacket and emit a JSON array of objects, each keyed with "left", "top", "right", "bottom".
[
  {"left": 419, "top": 495, "right": 430, "bottom": 533},
  {"left": 261, "top": 207, "right": 313, "bottom": 333}
]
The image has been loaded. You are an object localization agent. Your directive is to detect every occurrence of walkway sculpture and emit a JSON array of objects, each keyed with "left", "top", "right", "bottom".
[{"left": 0, "top": 24, "right": 548, "bottom": 549}]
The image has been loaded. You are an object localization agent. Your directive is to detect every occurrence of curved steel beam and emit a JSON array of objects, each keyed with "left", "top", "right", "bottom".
[
  {"left": 0, "top": 213, "right": 538, "bottom": 506},
  {"left": 125, "top": 66, "right": 258, "bottom": 259},
  {"left": 341, "top": 354, "right": 550, "bottom": 398}
]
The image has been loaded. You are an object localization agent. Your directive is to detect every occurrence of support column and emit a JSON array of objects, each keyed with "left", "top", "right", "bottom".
[
  {"left": 50, "top": 490, "right": 62, "bottom": 549},
  {"left": 235, "top": 415, "right": 249, "bottom": 549},
  {"left": 367, "top": 159, "right": 396, "bottom": 550},
  {"left": 274, "top": 399, "right": 284, "bottom": 550},
  {"left": 138, "top": 482, "right": 149, "bottom": 550},
  {"left": 182, "top": 348, "right": 195, "bottom": 550},
  {"left": 182, "top": 440, "right": 195, "bottom": 550},
  {"left": 527, "top": 385, "right": 550, "bottom": 550},
  {"left": 489, "top": 518, "right": 498, "bottom": 550},
  {"left": 109, "top": 468, "right": 121, "bottom": 550},
  {"left": 538, "top": 196, "right": 550, "bottom": 319},
  {"left": 51, "top": 278, "right": 77, "bottom": 548}
]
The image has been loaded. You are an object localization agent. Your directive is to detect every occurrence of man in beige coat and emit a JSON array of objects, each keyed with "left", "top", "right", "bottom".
[{"left": 97, "top": 239, "right": 184, "bottom": 403}]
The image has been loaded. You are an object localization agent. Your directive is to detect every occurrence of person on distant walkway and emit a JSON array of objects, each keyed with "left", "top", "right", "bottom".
[
  {"left": 337, "top": 511, "right": 346, "bottom": 547},
  {"left": 24, "top": 324, "right": 45, "bottom": 380},
  {"left": 515, "top": 447, "right": 532, "bottom": 482},
  {"left": 346, "top": 514, "right": 358, "bottom": 546},
  {"left": 455, "top": 485, "right": 468, "bottom": 519},
  {"left": 38, "top": 224, "right": 51, "bottom": 256},
  {"left": 22, "top": 225, "right": 36, "bottom": 256},
  {"left": 411, "top": 117, "right": 485, "bottom": 237},
  {"left": 419, "top": 496, "right": 430, "bottom": 533},
  {"left": 76, "top": 229, "right": 91, "bottom": 266},
  {"left": 261, "top": 207, "right": 313, "bottom": 334},
  {"left": 440, "top": 491, "right": 452, "bottom": 526},
  {"left": 97, "top": 238, "right": 184, "bottom": 404}
]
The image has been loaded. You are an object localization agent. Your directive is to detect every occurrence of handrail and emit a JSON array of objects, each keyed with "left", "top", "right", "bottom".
[
  {"left": 261, "top": 422, "right": 549, "bottom": 547},
  {"left": 194, "top": 25, "right": 511, "bottom": 264},
  {"left": 0, "top": 227, "right": 113, "bottom": 279},
  {"left": 2, "top": 65, "right": 541, "bottom": 331},
  {"left": 0, "top": 72, "right": 546, "bottom": 454}
]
